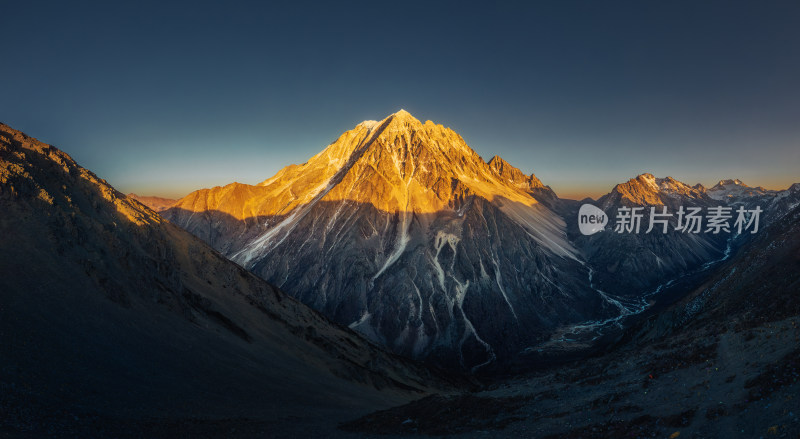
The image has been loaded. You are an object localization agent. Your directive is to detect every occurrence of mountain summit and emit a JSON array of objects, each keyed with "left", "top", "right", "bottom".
[
  {"left": 166, "top": 111, "right": 611, "bottom": 371},
  {"left": 707, "top": 178, "right": 774, "bottom": 202},
  {"left": 598, "top": 173, "right": 710, "bottom": 208},
  {"left": 712, "top": 178, "right": 746, "bottom": 188}
]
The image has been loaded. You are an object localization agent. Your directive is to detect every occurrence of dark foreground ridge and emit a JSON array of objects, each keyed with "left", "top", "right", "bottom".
[{"left": 0, "top": 122, "right": 461, "bottom": 437}]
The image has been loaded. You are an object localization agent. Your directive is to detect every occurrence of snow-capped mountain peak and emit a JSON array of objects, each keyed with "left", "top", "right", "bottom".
[
  {"left": 165, "top": 111, "right": 602, "bottom": 371},
  {"left": 600, "top": 173, "right": 710, "bottom": 208},
  {"left": 712, "top": 178, "right": 746, "bottom": 189},
  {"left": 707, "top": 178, "right": 774, "bottom": 201}
]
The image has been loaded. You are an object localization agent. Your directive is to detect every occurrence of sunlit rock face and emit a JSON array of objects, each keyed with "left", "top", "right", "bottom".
[{"left": 166, "top": 111, "right": 614, "bottom": 371}]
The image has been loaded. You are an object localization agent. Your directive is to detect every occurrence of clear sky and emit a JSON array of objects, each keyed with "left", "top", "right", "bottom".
[{"left": 2, "top": 0, "right": 798, "bottom": 200}]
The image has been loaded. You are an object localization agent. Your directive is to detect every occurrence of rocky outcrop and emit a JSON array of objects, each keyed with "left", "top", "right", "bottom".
[{"left": 487, "top": 155, "right": 560, "bottom": 209}]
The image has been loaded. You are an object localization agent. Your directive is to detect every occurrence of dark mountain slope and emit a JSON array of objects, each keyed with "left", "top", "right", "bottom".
[
  {"left": 0, "top": 122, "right": 454, "bottom": 437},
  {"left": 343, "top": 204, "right": 800, "bottom": 438},
  {"left": 635, "top": 199, "right": 800, "bottom": 341}
]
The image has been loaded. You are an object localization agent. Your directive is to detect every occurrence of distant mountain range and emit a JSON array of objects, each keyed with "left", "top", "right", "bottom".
[
  {"left": 163, "top": 111, "right": 800, "bottom": 372},
  {"left": 3, "top": 115, "right": 799, "bottom": 437}
]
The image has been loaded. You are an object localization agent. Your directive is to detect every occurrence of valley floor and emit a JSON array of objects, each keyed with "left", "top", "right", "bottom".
[
  {"left": 343, "top": 315, "right": 800, "bottom": 439},
  {"left": 4, "top": 314, "right": 798, "bottom": 438}
]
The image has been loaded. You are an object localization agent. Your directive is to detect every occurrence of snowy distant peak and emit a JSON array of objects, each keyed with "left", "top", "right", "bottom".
[
  {"left": 630, "top": 174, "right": 693, "bottom": 193},
  {"left": 711, "top": 179, "right": 748, "bottom": 191},
  {"left": 724, "top": 178, "right": 745, "bottom": 186},
  {"left": 707, "top": 178, "right": 776, "bottom": 201},
  {"left": 603, "top": 173, "right": 709, "bottom": 207},
  {"left": 646, "top": 174, "right": 703, "bottom": 195},
  {"left": 606, "top": 174, "right": 663, "bottom": 206}
]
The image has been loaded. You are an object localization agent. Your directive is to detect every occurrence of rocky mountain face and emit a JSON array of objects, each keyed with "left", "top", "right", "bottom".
[
  {"left": 487, "top": 155, "right": 561, "bottom": 209},
  {"left": 166, "top": 110, "right": 616, "bottom": 372},
  {"left": 0, "top": 122, "right": 454, "bottom": 435}
]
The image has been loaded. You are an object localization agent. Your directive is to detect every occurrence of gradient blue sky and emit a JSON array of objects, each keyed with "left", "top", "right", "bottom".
[{"left": 2, "top": 0, "right": 799, "bottom": 199}]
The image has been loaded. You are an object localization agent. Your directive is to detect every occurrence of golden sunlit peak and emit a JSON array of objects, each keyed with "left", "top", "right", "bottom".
[
  {"left": 357, "top": 110, "right": 421, "bottom": 132},
  {"left": 388, "top": 109, "right": 420, "bottom": 122},
  {"left": 380, "top": 109, "right": 423, "bottom": 133}
]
